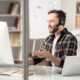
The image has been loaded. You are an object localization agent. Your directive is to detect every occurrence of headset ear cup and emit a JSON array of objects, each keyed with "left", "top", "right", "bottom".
[
  {"left": 61, "top": 20, "right": 65, "bottom": 25},
  {"left": 59, "top": 11, "right": 65, "bottom": 25},
  {"left": 59, "top": 20, "right": 64, "bottom": 25}
]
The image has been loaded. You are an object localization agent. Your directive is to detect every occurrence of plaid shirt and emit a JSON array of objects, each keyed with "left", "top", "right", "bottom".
[{"left": 31, "top": 28, "right": 77, "bottom": 68}]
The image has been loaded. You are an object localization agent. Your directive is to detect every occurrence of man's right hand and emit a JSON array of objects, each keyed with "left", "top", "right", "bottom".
[{"left": 14, "top": 59, "right": 23, "bottom": 64}]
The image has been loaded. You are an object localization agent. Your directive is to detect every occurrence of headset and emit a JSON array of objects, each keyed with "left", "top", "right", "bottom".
[
  {"left": 52, "top": 11, "right": 65, "bottom": 29},
  {"left": 59, "top": 11, "right": 65, "bottom": 25}
]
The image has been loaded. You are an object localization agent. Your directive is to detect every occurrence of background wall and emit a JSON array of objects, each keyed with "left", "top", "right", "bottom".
[
  {"left": 29, "top": 0, "right": 77, "bottom": 55},
  {"left": 61, "top": 0, "right": 76, "bottom": 31}
]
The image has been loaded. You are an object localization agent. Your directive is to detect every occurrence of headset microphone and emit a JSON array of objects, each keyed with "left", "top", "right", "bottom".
[{"left": 51, "top": 25, "right": 59, "bottom": 29}]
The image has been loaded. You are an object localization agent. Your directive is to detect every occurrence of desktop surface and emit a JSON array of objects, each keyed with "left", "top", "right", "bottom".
[{"left": 0, "top": 65, "right": 80, "bottom": 80}]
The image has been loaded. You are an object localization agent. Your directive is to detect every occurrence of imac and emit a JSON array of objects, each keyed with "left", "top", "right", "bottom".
[{"left": 0, "top": 21, "right": 14, "bottom": 64}]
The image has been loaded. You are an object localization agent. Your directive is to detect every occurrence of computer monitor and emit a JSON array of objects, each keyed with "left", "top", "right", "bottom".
[{"left": 0, "top": 21, "right": 14, "bottom": 64}]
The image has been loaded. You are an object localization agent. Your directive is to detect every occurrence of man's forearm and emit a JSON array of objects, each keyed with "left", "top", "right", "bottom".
[
  {"left": 28, "top": 58, "right": 34, "bottom": 65},
  {"left": 48, "top": 54, "right": 61, "bottom": 66}
]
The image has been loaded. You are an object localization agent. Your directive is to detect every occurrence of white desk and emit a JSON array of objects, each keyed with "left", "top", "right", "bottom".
[{"left": 0, "top": 65, "right": 80, "bottom": 80}]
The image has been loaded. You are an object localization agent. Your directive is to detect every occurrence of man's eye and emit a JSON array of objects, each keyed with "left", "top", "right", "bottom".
[{"left": 51, "top": 21, "right": 54, "bottom": 22}]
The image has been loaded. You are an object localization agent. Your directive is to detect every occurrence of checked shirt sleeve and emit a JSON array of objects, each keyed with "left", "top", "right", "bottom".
[{"left": 59, "top": 36, "right": 77, "bottom": 68}]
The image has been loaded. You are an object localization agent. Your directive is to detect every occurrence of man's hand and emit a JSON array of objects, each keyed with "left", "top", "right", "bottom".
[
  {"left": 32, "top": 47, "right": 50, "bottom": 58},
  {"left": 14, "top": 58, "right": 34, "bottom": 65},
  {"left": 14, "top": 59, "right": 23, "bottom": 64}
]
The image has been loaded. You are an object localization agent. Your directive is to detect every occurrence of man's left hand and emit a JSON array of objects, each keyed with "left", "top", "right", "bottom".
[{"left": 32, "top": 47, "right": 50, "bottom": 58}]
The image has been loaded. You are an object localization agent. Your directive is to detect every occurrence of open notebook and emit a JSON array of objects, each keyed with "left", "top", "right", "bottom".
[{"left": 0, "top": 67, "right": 34, "bottom": 77}]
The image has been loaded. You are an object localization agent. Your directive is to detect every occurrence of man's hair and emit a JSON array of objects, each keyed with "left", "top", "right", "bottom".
[{"left": 48, "top": 10, "right": 66, "bottom": 26}]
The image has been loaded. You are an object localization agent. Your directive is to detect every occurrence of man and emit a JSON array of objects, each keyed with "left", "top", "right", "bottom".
[{"left": 14, "top": 10, "right": 77, "bottom": 68}]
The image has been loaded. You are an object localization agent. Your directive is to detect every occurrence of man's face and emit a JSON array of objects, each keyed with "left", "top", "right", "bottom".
[{"left": 47, "top": 13, "right": 59, "bottom": 33}]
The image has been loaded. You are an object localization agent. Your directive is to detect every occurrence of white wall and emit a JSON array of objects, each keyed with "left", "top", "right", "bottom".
[
  {"left": 29, "top": 0, "right": 61, "bottom": 39},
  {"left": 61, "top": 0, "right": 76, "bottom": 31}
]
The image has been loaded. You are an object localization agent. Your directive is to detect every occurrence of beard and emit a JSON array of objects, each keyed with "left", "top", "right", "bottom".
[{"left": 49, "top": 26, "right": 59, "bottom": 33}]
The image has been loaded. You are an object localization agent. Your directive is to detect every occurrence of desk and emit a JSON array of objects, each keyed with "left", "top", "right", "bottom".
[{"left": 0, "top": 65, "right": 80, "bottom": 80}]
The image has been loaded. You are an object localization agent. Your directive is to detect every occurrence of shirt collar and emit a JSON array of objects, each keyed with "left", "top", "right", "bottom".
[{"left": 60, "top": 28, "right": 67, "bottom": 36}]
